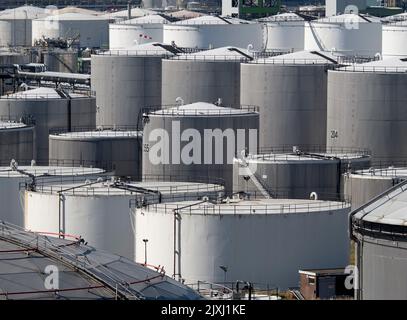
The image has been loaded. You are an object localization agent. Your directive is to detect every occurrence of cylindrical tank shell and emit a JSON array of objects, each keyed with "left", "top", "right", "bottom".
[
  {"left": 382, "top": 21, "right": 407, "bottom": 58},
  {"left": 109, "top": 15, "right": 168, "bottom": 49},
  {"left": 142, "top": 102, "right": 259, "bottom": 193},
  {"left": 32, "top": 13, "right": 110, "bottom": 48},
  {"left": 0, "top": 88, "right": 96, "bottom": 164},
  {"left": 261, "top": 13, "right": 305, "bottom": 51},
  {"left": 42, "top": 50, "right": 78, "bottom": 73},
  {"left": 24, "top": 180, "right": 225, "bottom": 260},
  {"left": 135, "top": 199, "right": 351, "bottom": 288},
  {"left": 240, "top": 51, "right": 338, "bottom": 149},
  {"left": 162, "top": 46, "right": 252, "bottom": 108},
  {"left": 163, "top": 16, "right": 264, "bottom": 50},
  {"left": 304, "top": 14, "right": 382, "bottom": 57},
  {"left": 0, "top": 122, "right": 35, "bottom": 166},
  {"left": 91, "top": 43, "right": 174, "bottom": 127},
  {"left": 344, "top": 167, "right": 407, "bottom": 209},
  {"left": 326, "top": 60, "right": 407, "bottom": 164},
  {"left": 0, "top": 166, "right": 104, "bottom": 227},
  {"left": 49, "top": 130, "right": 142, "bottom": 177},
  {"left": 0, "top": 51, "right": 30, "bottom": 65}
]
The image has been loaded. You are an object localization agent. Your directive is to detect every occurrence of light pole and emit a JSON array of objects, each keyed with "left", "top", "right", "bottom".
[{"left": 143, "top": 239, "right": 148, "bottom": 265}]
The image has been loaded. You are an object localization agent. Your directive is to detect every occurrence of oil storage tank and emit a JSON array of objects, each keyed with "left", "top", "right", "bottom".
[
  {"left": 260, "top": 12, "right": 305, "bottom": 52},
  {"left": 42, "top": 49, "right": 78, "bottom": 73},
  {"left": 134, "top": 197, "right": 351, "bottom": 288},
  {"left": 304, "top": 14, "right": 382, "bottom": 57},
  {"left": 350, "top": 180, "right": 407, "bottom": 299},
  {"left": 0, "top": 121, "right": 35, "bottom": 166},
  {"left": 0, "top": 5, "right": 47, "bottom": 47},
  {"left": 92, "top": 42, "right": 178, "bottom": 127},
  {"left": 344, "top": 167, "right": 407, "bottom": 209},
  {"left": 49, "top": 129, "right": 142, "bottom": 177},
  {"left": 0, "top": 221, "right": 201, "bottom": 300},
  {"left": 24, "top": 177, "right": 225, "bottom": 261},
  {"left": 0, "top": 165, "right": 104, "bottom": 227},
  {"left": 382, "top": 20, "right": 407, "bottom": 58},
  {"left": 109, "top": 14, "right": 170, "bottom": 49},
  {"left": 163, "top": 15, "right": 264, "bottom": 50},
  {"left": 233, "top": 148, "right": 370, "bottom": 200},
  {"left": 240, "top": 50, "right": 339, "bottom": 149},
  {"left": 0, "top": 87, "right": 96, "bottom": 164},
  {"left": 32, "top": 13, "right": 110, "bottom": 48},
  {"left": 142, "top": 102, "right": 259, "bottom": 193},
  {"left": 326, "top": 58, "right": 407, "bottom": 164},
  {"left": 162, "top": 46, "right": 253, "bottom": 108}
]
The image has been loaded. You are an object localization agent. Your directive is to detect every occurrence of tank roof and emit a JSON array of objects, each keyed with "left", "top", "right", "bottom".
[
  {"left": 168, "top": 9, "right": 205, "bottom": 19},
  {"left": 258, "top": 12, "right": 305, "bottom": 22},
  {"left": 174, "top": 46, "right": 253, "bottom": 61},
  {"left": 117, "top": 14, "right": 170, "bottom": 24},
  {"left": 50, "top": 130, "right": 142, "bottom": 141},
  {"left": 0, "top": 222, "right": 201, "bottom": 300},
  {"left": 0, "top": 5, "right": 46, "bottom": 20},
  {"left": 0, "top": 121, "right": 28, "bottom": 130},
  {"left": 173, "top": 15, "right": 254, "bottom": 25},
  {"left": 102, "top": 8, "right": 155, "bottom": 19},
  {"left": 100, "top": 42, "right": 178, "bottom": 56},
  {"left": 146, "top": 198, "right": 350, "bottom": 215},
  {"left": 1, "top": 87, "right": 90, "bottom": 100},
  {"left": 253, "top": 50, "right": 339, "bottom": 65},
  {"left": 151, "top": 102, "right": 258, "bottom": 116},
  {"left": 0, "top": 166, "right": 104, "bottom": 178},
  {"left": 350, "top": 167, "right": 407, "bottom": 180},
  {"left": 55, "top": 6, "right": 102, "bottom": 16},
  {"left": 35, "top": 12, "right": 111, "bottom": 21},
  {"left": 314, "top": 13, "right": 382, "bottom": 24},
  {"left": 337, "top": 57, "right": 407, "bottom": 73}
]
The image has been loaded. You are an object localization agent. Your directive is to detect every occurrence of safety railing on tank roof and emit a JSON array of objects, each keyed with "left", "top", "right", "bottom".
[
  {"left": 115, "top": 19, "right": 171, "bottom": 25},
  {"left": 143, "top": 104, "right": 259, "bottom": 116},
  {"left": 349, "top": 167, "right": 407, "bottom": 178},
  {"left": 337, "top": 65, "right": 407, "bottom": 73},
  {"left": 0, "top": 92, "right": 94, "bottom": 100},
  {"left": 259, "top": 145, "right": 371, "bottom": 156},
  {"left": 0, "top": 116, "right": 35, "bottom": 128},
  {"left": 46, "top": 158, "right": 139, "bottom": 173},
  {"left": 170, "top": 20, "right": 253, "bottom": 25},
  {"left": 144, "top": 198, "right": 350, "bottom": 216},
  {"left": 169, "top": 54, "right": 252, "bottom": 62},
  {"left": 49, "top": 129, "right": 142, "bottom": 138},
  {"left": 96, "top": 49, "right": 175, "bottom": 57},
  {"left": 0, "top": 165, "right": 104, "bottom": 178},
  {"left": 49, "top": 125, "right": 140, "bottom": 135}
]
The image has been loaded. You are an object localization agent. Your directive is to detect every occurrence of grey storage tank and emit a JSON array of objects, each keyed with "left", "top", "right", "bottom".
[
  {"left": 327, "top": 58, "right": 407, "bottom": 164},
  {"left": 233, "top": 147, "right": 370, "bottom": 200},
  {"left": 42, "top": 49, "right": 78, "bottom": 73},
  {"left": 49, "top": 129, "right": 142, "bottom": 178},
  {"left": 350, "top": 180, "right": 407, "bottom": 299},
  {"left": 91, "top": 42, "right": 178, "bottom": 128},
  {"left": 162, "top": 46, "right": 253, "bottom": 108},
  {"left": 0, "top": 121, "right": 35, "bottom": 166},
  {"left": 240, "top": 50, "right": 339, "bottom": 149},
  {"left": 142, "top": 102, "right": 259, "bottom": 193},
  {"left": 0, "top": 87, "right": 96, "bottom": 164},
  {"left": 344, "top": 167, "right": 407, "bottom": 210}
]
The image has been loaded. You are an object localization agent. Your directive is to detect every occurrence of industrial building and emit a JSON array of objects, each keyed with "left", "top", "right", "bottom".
[
  {"left": 134, "top": 197, "right": 351, "bottom": 289},
  {"left": 0, "top": 165, "right": 104, "bottom": 227},
  {"left": 240, "top": 50, "right": 339, "bottom": 149},
  {"left": 0, "top": 121, "right": 35, "bottom": 166},
  {"left": 344, "top": 167, "right": 407, "bottom": 209},
  {"left": 327, "top": 58, "right": 407, "bottom": 164},
  {"left": 49, "top": 129, "right": 142, "bottom": 177},
  {"left": 24, "top": 177, "right": 224, "bottom": 261},
  {"left": 163, "top": 15, "right": 264, "bottom": 50},
  {"left": 109, "top": 14, "right": 171, "bottom": 49},
  {"left": 92, "top": 42, "right": 177, "bottom": 128},
  {"left": 142, "top": 102, "right": 259, "bottom": 193},
  {"left": 350, "top": 180, "right": 407, "bottom": 299},
  {"left": 162, "top": 46, "right": 253, "bottom": 108},
  {"left": 233, "top": 148, "right": 370, "bottom": 200},
  {"left": 0, "top": 87, "right": 96, "bottom": 163},
  {"left": 0, "top": 221, "right": 201, "bottom": 300},
  {"left": 304, "top": 14, "right": 382, "bottom": 57}
]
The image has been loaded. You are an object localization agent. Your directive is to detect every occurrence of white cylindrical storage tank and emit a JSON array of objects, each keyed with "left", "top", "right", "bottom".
[
  {"left": 25, "top": 178, "right": 225, "bottom": 260},
  {"left": 0, "top": 121, "right": 35, "bottom": 166},
  {"left": 382, "top": 19, "right": 407, "bottom": 58},
  {"left": 163, "top": 15, "right": 264, "bottom": 50},
  {"left": 92, "top": 42, "right": 177, "bottom": 127},
  {"left": 233, "top": 148, "right": 370, "bottom": 200},
  {"left": 0, "top": 87, "right": 97, "bottom": 164},
  {"left": 162, "top": 46, "right": 253, "bottom": 108},
  {"left": 0, "top": 6, "right": 47, "bottom": 47},
  {"left": 327, "top": 58, "right": 407, "bottom": 164},
  {"left": 0, "top": 166, "right": 104, "bottom": 227},
  {"left": 344, "top": 167, "right": 407, "bottom": 209},
  {"left": 351, "top": 180, "right": 407, "bottom": 299},
  {"left": 49, "top": 130, "right": 142, "bottom": 178},
  {"left": 260, "top": 12, "right": 305, "bottom": 52},
  {"left": 142, "top": 102, "right": 259, "bottom": 193},
  {"left": 304, "top": 14, "right": 382, "bottom": 57},
  {"left": 241, "top": 50, "right": 339, "bottom": 149},
  {"left": 42, "top": 49, "right": 78, "bottom": 73},
  {"left": 135, "top": 198, "right": 351, "bottom": 288},
  {"left": 109, "top": 14, "right": 170, "bottom": 49},
  {"left": 32, "top": 13, "right": 110, "bottom": 48}
]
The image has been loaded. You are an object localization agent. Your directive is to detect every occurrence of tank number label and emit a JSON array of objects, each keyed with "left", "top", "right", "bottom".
[
  {"left": 144, "top": 144, "right": 150, "bottom": 152},
  {"left": 330, "top": 130, "right": 339, "bottom": 139}
]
